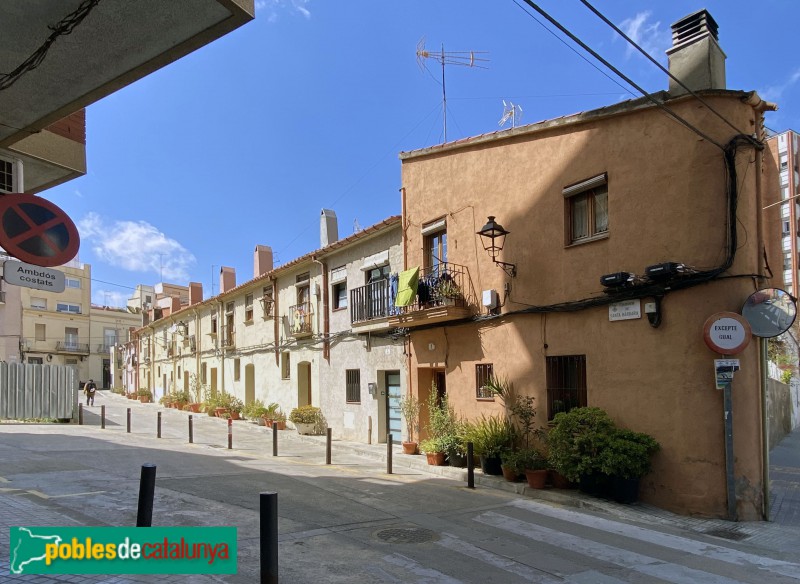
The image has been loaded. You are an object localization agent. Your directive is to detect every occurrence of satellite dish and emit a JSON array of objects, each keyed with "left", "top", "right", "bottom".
[{"left": 741, "top": 288, "right": 797, "bottom": 338}]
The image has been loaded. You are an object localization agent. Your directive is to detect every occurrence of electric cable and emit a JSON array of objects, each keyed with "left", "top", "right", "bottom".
[
  {"left": 577, "top": 0, "right": 751, "bottom": 139},
  {"left": 515, "top": 0, "right": 727, "bottom": 151}
]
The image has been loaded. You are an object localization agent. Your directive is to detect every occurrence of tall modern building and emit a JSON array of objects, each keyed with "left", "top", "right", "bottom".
[{"left": 764, "top": 130, "right": 800, "bottom": 295}]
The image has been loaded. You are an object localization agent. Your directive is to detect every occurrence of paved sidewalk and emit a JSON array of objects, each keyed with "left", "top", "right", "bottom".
[{"left": 2, "top": 389, "right": 800, "bottom": 582}]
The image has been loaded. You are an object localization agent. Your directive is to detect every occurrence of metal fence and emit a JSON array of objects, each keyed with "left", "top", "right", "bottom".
[{"left": 0, "top": 363, "right": 78, "bottom": 420}]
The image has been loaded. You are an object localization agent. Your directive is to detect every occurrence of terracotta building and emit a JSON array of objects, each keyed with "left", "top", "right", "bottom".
[{"left": 391, "top": 10, "right": 776, "bottom": 519}]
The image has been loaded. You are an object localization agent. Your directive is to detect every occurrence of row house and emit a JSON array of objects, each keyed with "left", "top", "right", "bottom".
[
  {"left": 132, "top": 212, "right": 405, "bottom": 443},
  {"left": 355, "top": 10, "right": 777, "bottom": 519}
]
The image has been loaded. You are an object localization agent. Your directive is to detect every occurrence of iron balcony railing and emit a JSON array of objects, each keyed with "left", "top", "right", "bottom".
[
  {"left": 221, "top": 326, "right": 235, "bottom": 348},
  {"left": 96, "top": 343, "right": 115, "bottom": 354},
  {"left": 350, "top": 262, "right": 476, "bottom": 324},
  {"left": 56, "top": 341, "right": 90, "bottom": 354},
  {"left": 350, "top": 278, "right": 392, "bottom": 324},
  {"left": 288, "top": 302, "right": 313, "bottom": 336}
]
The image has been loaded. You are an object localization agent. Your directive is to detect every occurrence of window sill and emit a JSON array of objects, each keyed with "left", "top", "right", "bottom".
[
  {"left": 346, "top": 401, "right": 361, "bottom": 405},
  {"left": 476, "top": 397, "right": 496, "bottom": 402},
  {"left": 243, "top": 319, "right": 254, "bottom": 326},
  {"left": 332, "top": 307, "right": 347, "bottom": 313},
  {"left": 566, "top": 232, "right": 608, "bottom": 248}
]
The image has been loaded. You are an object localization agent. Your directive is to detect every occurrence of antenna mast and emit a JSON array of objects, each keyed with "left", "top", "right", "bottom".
[
  {"left": 499, "top": 100, "right": 523, "bottom": 129},
  {"left": 416, "top": 38, "right": 488, "bottom": 143}
]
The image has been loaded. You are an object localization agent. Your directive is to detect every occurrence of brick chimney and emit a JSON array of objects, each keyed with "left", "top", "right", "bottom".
[
  {"left": 189, "top": 282, "right": 203, "bottom": 306},
  {"left": 254, "top": 245, "right": 273, "bottom": 278},
  {"left": 666, "top": 9, "right": 726, "bottom": 96},
  {"left": 220, "top": 266, "right": 236, "bottom": 294},
  {"left": 320, "top": 209, "right": 338, "bottom": 248}
]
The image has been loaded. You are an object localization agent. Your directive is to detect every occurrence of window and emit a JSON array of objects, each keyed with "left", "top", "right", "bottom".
[
  {"left": 178, "top": 366, "right": 181, "bottom": 379},
  {"left": 104, "top": 328, "right": 117, "bottom": 351},
  {"left": 346, "top": 369, "right": 361, "bottom": 403},
  {"left": 546, "top": 355, "right": 587, "bottom": 420},
  {"left": 28, "top": 357, "right": 43, "bottom": 364},
  {"left": 64, "top": 327, "right": 79, "bottom": 349},
  {"left": 0, "top": 157, "right": 13, "bottom": 192},
  {"left": 234, "top": 358, "right": 241, "bottom": 381},
  {"left": 66, "top": 278, "right": 80, "bottom": 289},
  {"left": 56, "top": 302, "right": 81, "bottom": 314},
  {"left": 475, "top": 364, "right": 495, "bottom": 399},
  {"left": 422, "top": 218, "right": 447, "bottom": 269},
  {"left": 211, "top": 315, "right": 218, "bottom": 334},
  {"left": 201, "top": 363, "right": 207, "bottom": 384},
  {"left": 784, "top": 254, "right": 793, "bottom": 270},
  {"left": 145, "top": 295, "right": 152, "bottom": 304},
  {"left": 281, "top": 352, "right": 290, "bottom": 380},
  {"left": 297, "top": 273, "right": 310, "bottom": 306},
  {"left": 564, "top": 174, "right": 608, "bottom": 244},
  {"left": 244, "top": 294, "right": 254, "bottom": 322},
  {"left": 783, "top": 221, "right": 791, "bottom": 235},
  {"left": 333, "top": 282, "right": 347, "bottom": 310},
  {"left": 35, "top": 323, "right": 46, "bottom": 342},
  {"left": 31, "top": 297, "right": 47, "bottom": 310},
  {"left": 366, "top": 264, "right": 390, "bottom": 284}
]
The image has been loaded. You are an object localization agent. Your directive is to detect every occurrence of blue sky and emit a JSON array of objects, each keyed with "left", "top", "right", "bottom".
[{"left": 45, "top": 0, "right": 800, "bottom": 307}]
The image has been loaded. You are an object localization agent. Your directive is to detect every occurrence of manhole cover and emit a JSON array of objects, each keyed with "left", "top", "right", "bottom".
[
  {"left": 375, "top": 527, "right": 439, "bottom": 544},
  {"left": 704, "top": 528, "right": 747, "bottom": 541}
]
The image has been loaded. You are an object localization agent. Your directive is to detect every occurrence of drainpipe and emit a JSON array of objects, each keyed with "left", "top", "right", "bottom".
[
  {"left": 312, "top": 257, "right": 330, "bottom": 362},
  {"left": 400, "top": 186, "right": 414, "bottom": 404},
  {"left": 272, "top": 278, "right": 279, "bottom": 366}
]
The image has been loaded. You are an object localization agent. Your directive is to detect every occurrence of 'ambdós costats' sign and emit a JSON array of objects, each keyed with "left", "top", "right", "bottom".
[{"left": 703, "top": 312, "right": 751, "bottom": 355}]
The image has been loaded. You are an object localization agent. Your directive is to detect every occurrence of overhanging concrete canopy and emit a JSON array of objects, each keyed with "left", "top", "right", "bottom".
[{"left": 0, "top": 0, "right": 254, "bottom": 148}]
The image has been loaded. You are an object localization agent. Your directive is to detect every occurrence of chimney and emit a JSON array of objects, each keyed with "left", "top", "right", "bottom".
[
  {"left": 189, "top": 282, "right": 203, "bottom": 306},
  {"left": 320, "top": 209, "right": 338, "bottom": 247},
  {"left": 220, "top": 266, "right": 236, "bottom": 294},
  {"left": 171, "top": 296, "right": 181, "bottom": 313},
  {"left": 666, "top": 9, "right": 726, "bottom": 96},
  {"left": 254, "top": 245, "right": 273, "bottom": 278}
]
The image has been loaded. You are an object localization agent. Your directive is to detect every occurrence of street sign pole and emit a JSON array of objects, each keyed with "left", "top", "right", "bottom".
[{"left": 723, "top": 384, "right": 737, "bottom": 521}]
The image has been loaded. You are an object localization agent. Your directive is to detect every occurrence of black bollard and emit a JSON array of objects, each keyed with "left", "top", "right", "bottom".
[
  {"left": 467, "top": 442, "right": 475, "bottom": 489},
  {"left": 325, "top": 428, "right": 332, "bottom": 465},
  {"left": 189, "top": 415, "right": 193, "bottom": 444},
  {"left": 272, "top": 422, "right": 278, "bottom": 457},
  {"left": 228, "top": 418, "right": 232, "bottom": 450},
  {"left": 136, "top": 463, "right": 157, "bottom": 527},
  {"left": 78, "top": 403, "right": 83, "bottom": 425},
  {"left": 101, "top": 405, "right": 106, "bottom": 429},
  {"left": 260, "top": 492, "right": 278, "bottom": 584},
  {"left": 157, "top": 411, "right": 161, "bottom": 439},
  {"left": 127, "top": 408, "right": 131, "bottom": 433},
  {"left": 387, "top": 434, "right": 393, "bottom": 475}
]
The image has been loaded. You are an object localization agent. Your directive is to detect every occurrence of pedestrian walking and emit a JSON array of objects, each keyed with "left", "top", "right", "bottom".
[{"left": 84, "top": 379, "right": 97, "bottom": 406}]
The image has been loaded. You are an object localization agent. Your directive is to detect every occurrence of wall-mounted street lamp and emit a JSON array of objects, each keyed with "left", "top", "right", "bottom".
[{"left": 476, "top": 216, "right": 517, "bottom": 277}]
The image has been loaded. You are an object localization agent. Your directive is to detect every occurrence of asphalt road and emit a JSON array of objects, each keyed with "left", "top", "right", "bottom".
[{"left": 2, "top": 394, "right": 800, "bottom": 583}]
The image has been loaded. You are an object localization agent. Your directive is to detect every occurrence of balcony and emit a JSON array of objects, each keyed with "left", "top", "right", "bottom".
[
  {"left": 288, "top": 302, "right": 313, "bottom": 338},
  {"left": 56, "top": 341, "right": 90, "bottom": 355},
  {"left": 349, "top": 263, "right": 477, "bottom": 329},
  {"left": 260, "top": 295, "right": 274, "bottom": 319},
  {"left": 221, "top": 326, "right": 236, "bottom": 349},
  {"left": 95, "top": 343, "right": 115, "bottom": 354}
]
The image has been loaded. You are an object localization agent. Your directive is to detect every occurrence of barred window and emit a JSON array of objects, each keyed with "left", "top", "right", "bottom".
[
  {"left": 476, "top": 363, "right": 494, "bottom": 399},
  {"left": 546, "top": 355, "right": 587, "bottom": 420},
  {"left": 346, "top": 369, "right": 361, "bottom": 403}
]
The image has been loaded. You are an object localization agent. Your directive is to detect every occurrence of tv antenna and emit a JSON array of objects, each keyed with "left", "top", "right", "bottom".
[
  {"left": 416, "top": 38, "right": 488, "bottom": 143},
  {"left": 498, "top": 100, "right": 523, "bottom": 129},
  {"left": 353, "top": 218, "right": 362, "bottom": 233}
]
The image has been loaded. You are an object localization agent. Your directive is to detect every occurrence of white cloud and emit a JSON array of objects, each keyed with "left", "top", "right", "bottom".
[
  {"left": 77, "top": 212, "right": 196, "bottom": 282},
  {"left": 92, "top": 289, "right": 129, "bottom": 308},
  {"left": 256, "top": 0, "right": 311, "bottom": 21},
  {"left": 760, "top": 68, "right": 800, "bottom": 102},
  {"left": 617, "top": 11, "right": 670, "bottom": 60}
]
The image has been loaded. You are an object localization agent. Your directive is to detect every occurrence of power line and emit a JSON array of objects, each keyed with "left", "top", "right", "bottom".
[
  {"left": 577, "top": 0, "right": 749, "bottom": 138},
  {"left": 515, "top": 0, "right": 727, "bottom": 151}
]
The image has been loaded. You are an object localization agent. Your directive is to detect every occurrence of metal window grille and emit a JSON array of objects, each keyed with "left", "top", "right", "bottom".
[
  {"left": 475, "top": 363, "right": 494, "bottom": 399},
  {"left": 346, "top": 369, "right": 361, "bottom": 403},
  {"left": 546, "top": 355, "right": 587, "bottom": 420}
]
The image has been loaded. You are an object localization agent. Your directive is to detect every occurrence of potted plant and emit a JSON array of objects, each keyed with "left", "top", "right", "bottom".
[
  {"left": 434, "top": 277, "right": 462, "bottom": 305},
  {"left": 598, "top": 428, "right": 660, "bottom": 503},
  {"left": 289, "top": 405, "right": 323, "bottom": 435},
  {"left": 158, "top": 393, "right": 173, "bottom": 407},
  {"left": 137, "top": 388, "right": 152, "bottom": 403},
  {"left": 548, "top": 407, "right": 616, "bottom": 491},
  {"left": 187, "top": 374, "right": 205, "bottom": 413},
  {"left": 420, "top": 437, "right": 446, "bottom": 465},
  {"left": 500, "top": 448, "right": 523, "bottom": 482},
  {"left": 173, "top": 389, "right": 191, "bottom": 411},
  {"left": 464, "top": 415, "right": 516, "bottom": 475},
  {"left": 228, "top": 396, "right": 244, "bottom": 420},
  {"left": 243, "top": 399, "right": 266, "bottom": 424},
  {"left": 522, "top": 449, "right": 549, "bottom": 488},
  {"left": 399, "top": 394, "right": 421, "bottom": 455},
  {"left": 272, "top": 410, "right": 287, "bottom": 430}
]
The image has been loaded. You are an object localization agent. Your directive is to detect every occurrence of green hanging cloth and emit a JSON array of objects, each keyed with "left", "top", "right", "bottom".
[{"left": 394, "top": 267, "right": 419, "bottom": 307}]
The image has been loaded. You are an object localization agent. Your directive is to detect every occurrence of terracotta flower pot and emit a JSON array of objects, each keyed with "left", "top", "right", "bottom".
[
  {"left": 425, "top": 452, "right": 446, "bottom": 466},
  {"left": 274, "top": 420, "right": 286, "bottom": 430},
  {"left": 229, "top": 410, "right": 240, "bottom": 420},
  {"left": 214, "top": 407, "right": 227, "bottom": 418},
  {"left": 187, "top": 403, "right": 201, "bottom": 413},
  {"left": 402, "top": 442, "right": 418, "bottom": 455},
  {"left": 524, "top": 469, "right": 548, "bottom": 489},
  {"left": 550, "top": 470, "right": 575, "bottom": 489},
  {"left": 138, "top": 396, "right": 150, "bottom": 403},
  {"left": 502, "top": 465, "right": 520, "bottom": 482}
]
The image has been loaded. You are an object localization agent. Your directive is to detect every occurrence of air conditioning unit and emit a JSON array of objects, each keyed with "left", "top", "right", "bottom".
[{"left": 0, "top": 155, "right": 23, "bottom": 193}]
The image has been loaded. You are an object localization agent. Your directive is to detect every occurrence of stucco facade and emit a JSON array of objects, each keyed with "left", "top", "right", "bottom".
[{"left": 398, "top": 91, "right": 772, "bottom": 519}]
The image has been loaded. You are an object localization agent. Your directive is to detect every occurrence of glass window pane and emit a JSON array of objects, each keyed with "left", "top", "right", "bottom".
[
  {"left": 571, "top": 195, "right": 588, "bottom": 240},
  {"left": 593, "top": 188, "right": 608, "bottom": 234}
]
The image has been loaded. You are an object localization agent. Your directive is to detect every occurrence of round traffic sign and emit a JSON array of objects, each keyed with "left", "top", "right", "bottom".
[
  {"left": 0, "top": 193, "right": 80, "bottom": 267},
  {"left": 703, "top": 312, "right": 752, "bottom": 355}
]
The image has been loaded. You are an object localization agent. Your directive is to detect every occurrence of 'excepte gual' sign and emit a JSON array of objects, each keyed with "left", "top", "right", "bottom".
[
  {"left": 703, "top": 312, "right": 752, "bottom": 355},
  {"left": 3, "top": 260, "right": 66, "bottom": 292}
]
